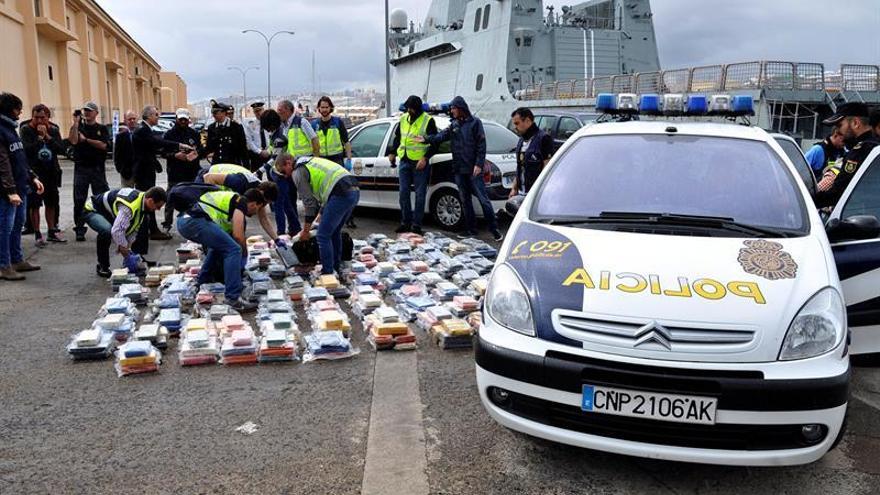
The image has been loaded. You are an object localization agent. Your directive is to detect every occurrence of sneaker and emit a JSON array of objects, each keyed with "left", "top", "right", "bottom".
[
  {"left": 0, "top": 266, "right": 25, "bottom": 281},
  {"left": 13, "top": 260, "right": 40, "bottom": 272},
  {"left": 229, "top": 297, "right": 258, "bottom": 312},
  {"left": 150, "top": 231, "right": 173, "bottom": 241},
  {"left": 35, "top": 235, "right": 47, "bottom": 248},
  {"left": 456, "top": 230, "right": 477, "bottom": 239},
  {"left": 75, "top": 232, "right": 86, "bottom": 242},
  {"left": 47, "top": 231, "right": 68, "bottom": 243},
  {"left": 96, "top": 265, "right": 111, "bottom": 278},
  {"left": 394, "top": 224, "right": 412, "bottom": 234},
  {"left": 21, "top": 226, "right": 35, "bottom": 235},
  {"left": 491, "top": 230, "right": 505, "bottom": 242}
]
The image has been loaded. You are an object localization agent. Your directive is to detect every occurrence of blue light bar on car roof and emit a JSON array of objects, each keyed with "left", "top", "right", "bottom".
[
  {"left": 596, "top": 93, "right": 617, "bottom": 112},
  {"left": 639, "top": 94, "right": 662, "bottom": 115},
  {"left": 686, "top": 95, "right": 708, "bottom": 115},
  {"left": 731, "top": 95, "right": 755, "bottom": 116}
]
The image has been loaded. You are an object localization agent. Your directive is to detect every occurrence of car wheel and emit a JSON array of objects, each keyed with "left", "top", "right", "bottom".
[{"left": 431, "top": 188, "right": 464, "bottom": 231}]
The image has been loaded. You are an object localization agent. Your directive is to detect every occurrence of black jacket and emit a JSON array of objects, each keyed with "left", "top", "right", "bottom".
[
  {"left": 19, "top": 121, "right": 64, "bottom": 180},
  {"left": 113, "top": 128, "right": 135, "bottom": 180},
  {"left": 204, "top": 119, "right": 248, "bottom": 165},
  {"left": 163, "top": 125, "right": 203, "bottom": 183},
  {"left": 132, "top": 121, "right": 180, "bottom": 187}
]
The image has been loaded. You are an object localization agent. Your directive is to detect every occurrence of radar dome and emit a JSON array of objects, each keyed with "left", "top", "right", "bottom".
[{"left": 390, "top": 9, "right": 408, "bottom": 31}]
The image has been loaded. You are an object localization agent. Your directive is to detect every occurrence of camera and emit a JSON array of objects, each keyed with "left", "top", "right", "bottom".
[{"left": 73, "top": 109, "right": 82, "bottom": 118}]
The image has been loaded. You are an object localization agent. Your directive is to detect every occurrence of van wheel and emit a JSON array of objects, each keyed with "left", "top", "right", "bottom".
[{"left": 431, "top": 188, "right": 464, "bottom": 231}]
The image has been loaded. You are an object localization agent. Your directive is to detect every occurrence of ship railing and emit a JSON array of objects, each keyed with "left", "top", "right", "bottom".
[
  {"left": 515, "top": 60, "right": 880, "bottom": 101},
  {"left": 841, "top": 64, "right": 880, "bottom": 92}
]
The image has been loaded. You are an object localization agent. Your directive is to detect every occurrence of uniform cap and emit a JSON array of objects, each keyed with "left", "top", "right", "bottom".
[{"left": 823, "top": 102, "right": 870, "bottom": 125}]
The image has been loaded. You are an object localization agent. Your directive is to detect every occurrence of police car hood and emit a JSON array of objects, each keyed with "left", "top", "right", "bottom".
[{"left": 499, "top": 221, "right": 830, "bottom": 363}]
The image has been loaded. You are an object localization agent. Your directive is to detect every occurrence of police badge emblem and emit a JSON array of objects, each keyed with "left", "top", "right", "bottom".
[
  {"left": 844, "top": 160, "right": 857, "bottom": 174},
  {"left": 737, "top": 240, "right": 798, "bottom": 280}
]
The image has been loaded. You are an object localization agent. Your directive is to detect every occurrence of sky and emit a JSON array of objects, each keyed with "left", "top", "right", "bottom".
[{"left": 95, "top": 0, "right": 880, "bottom": 103}]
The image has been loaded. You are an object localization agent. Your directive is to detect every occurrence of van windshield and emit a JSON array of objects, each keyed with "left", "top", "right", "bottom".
[{"left": 532, "top": 134, "right": 808, "bottom": 235}]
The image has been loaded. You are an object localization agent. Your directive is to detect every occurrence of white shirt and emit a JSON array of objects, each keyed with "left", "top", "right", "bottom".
[{"left": 245, "top": 120, "right": 271, "bottom": 153}]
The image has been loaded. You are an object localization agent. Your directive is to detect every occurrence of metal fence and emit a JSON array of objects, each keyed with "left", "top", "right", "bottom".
[{"left": 515, "top": 60, "right": 880, "bottom": 101}]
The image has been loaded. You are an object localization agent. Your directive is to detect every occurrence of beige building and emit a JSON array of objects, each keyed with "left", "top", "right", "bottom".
[{"left": 0, "top": 0, "right": 186, "bottom": 124}]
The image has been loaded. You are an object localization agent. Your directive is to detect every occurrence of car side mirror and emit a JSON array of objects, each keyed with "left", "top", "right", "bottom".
[{"left": 826, "top": 215, "right": 880, "bottom": 242}]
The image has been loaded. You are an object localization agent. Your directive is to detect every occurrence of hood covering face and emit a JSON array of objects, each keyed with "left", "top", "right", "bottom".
[
  {"left": 404, "top": 95, "right": 424, "bottom": 116},
  {"left": 450, "top": 95, "right": 470, "bottom": 116}
]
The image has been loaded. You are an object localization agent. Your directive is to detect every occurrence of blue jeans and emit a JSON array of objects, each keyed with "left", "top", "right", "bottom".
[
  {"left": 0, "top": 195, "right": 26, "bottom": 267},
  {"left": 273, "top": 172, "right": 301, "bottom": 235},
  {"left": 84, "top": 212, "right": 113, "bottom": 268},
  {"left": 177, "top": 215, "right": 243, "bottom": 300},
  {"left": 398, "top": 158, "right": 430, "bottom": 227},
  {"left": 454, "top": 173, "right": 497, "bottom": 232},
  {"left": 317, "top": 189, "right": 359, "bottom": 275}
]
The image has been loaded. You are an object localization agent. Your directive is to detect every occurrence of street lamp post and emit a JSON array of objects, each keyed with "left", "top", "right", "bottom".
[
  {"left": 384, "top": 0, "right": 391, "bottom": 117},
  {"left": 242, "top": 29, "right": 295, "bottom": 107},
  {"left": 228, "top": 65, "right": 259, "bottom": 118}
]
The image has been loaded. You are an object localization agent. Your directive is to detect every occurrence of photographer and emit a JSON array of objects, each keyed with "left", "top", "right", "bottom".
[
  {"left": 20, "top": 104, "right": 66, "bottom": 245},
  {"left": 68, "top": 102, "right": 110, "bottom": 242}
]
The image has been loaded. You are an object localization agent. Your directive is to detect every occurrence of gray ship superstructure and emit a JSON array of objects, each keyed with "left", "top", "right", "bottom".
[
  {"left": 389, "top": 0, "right": 660, "bottom": 123},
  {"left": 390, "top": 0, "right": 880, "bottom": 140}
]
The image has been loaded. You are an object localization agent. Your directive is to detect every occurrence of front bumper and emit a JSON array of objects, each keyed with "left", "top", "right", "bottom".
[{"left": 475, "top": 335, "right": 849, "bottom": 466}]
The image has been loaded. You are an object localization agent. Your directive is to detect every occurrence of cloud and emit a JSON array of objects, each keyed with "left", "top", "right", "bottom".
[{"left": 95, "top": 0, "right": 880, "bottom": 102}]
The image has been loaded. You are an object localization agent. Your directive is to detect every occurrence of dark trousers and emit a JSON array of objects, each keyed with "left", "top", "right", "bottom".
[
  {"left": 454, "top": 173, "right": 497, "bottom": 233},
  {"left": 84, "top": 212, "right": 113, "bottom": 268},
  {"left": 73, "top": 165, "right": 109, "bottom": 232},
  {"left": 163, "top": 179, "right": 184, "bottom": 229},
  {"left": 134, "top": 172, "right": 157, "bottom": 255}
]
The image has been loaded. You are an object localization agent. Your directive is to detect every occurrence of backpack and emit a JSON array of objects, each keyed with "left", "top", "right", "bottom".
[{"left": 168, "top": 182, "right": 221, "bottom": 212}]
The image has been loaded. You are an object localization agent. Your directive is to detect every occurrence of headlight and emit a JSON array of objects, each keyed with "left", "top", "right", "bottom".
[
  {"left": 779, "top": 287, "right": 846, "bottom": 361},
  {"left": 485, "top": 263, "right": 535, "bottom": 336}
]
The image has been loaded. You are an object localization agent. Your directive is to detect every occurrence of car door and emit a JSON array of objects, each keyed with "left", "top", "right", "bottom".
[
  {"left": 827, "top": 147, "right": 880, "bottom": 354},
  {"left": 349, "top": 121, "right": 391, "bottom": 206},
  {"left": 772, "top": 135, "right": 817, "bottom": 198}
]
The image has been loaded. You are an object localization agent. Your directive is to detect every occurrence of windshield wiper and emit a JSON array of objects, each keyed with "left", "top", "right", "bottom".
[{"left": 597, "top": 211, "right": 794, "bottom": 237}]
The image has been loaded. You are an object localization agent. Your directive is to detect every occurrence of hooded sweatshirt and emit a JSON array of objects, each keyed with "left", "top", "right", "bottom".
[{"left": 426, "top": 96, "right": 486, "bottom": 174}]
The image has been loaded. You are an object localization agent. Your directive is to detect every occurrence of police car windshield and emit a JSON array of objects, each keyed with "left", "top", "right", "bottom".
[{"left": 532, "top": 134, "right": 808, "bottom": 235}]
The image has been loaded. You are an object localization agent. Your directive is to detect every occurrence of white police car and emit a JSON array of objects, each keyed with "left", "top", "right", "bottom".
[
  {"left": 476, "top": 94, "right": 880, "bottom": 466},
  {"left": 347, "top": 114, "right": 519, "bottom": 230}
]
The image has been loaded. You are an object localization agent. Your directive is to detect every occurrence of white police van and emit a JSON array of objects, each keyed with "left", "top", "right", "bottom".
[{"left": 476, "top": 93, "right": 880, "bottom": 466}]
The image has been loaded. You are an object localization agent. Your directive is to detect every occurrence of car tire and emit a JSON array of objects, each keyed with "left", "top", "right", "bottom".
[{"left": 430, "top": 187, "right": 464, "bottom": 231}]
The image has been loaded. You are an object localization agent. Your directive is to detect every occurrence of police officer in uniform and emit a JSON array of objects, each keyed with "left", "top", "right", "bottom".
[
  {"left": 204, "top": 101, "right": 249, "bottom": 166},
  {"left": 175, "top": 187, "right": 267, "bottom": 311},
  {"left": 508, "top": 107, "right": 554, "bottom": 197},
  {"left": 804, "top": 128, "right": 845, "bottom": 181},
  {"left": 198, "top": 162, "right": 283, "bottom": 243},
  {"left": 83, "top": 186, "right": 166, "bottom": 277},
  {"left": 816, "top": 102, "right": 880, "bottom": 208},
  {"left": 274, "top": 154, "right": 359, "bottom": 276},
  {"left": 387, "top": 95, "right": 438, "bottom": 235}
]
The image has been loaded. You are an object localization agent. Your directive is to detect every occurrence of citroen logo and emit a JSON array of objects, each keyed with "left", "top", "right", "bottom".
[{"left": 633, "top": 321, "right": 673, "bottom": 350}]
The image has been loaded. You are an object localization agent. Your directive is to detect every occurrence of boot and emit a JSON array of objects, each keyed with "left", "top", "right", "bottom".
[{"left": 0, "top": 266, "right": 25, "bottom": 281}]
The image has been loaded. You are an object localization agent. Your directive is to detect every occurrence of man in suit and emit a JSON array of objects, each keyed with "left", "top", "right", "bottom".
[
  {"left": 113, "top": 110, "right": 138, "bottom": 188},
  {"left": 131, "top": 105, "right": 192, "bottom": 253},
  {"left": 204, "top": 101, "right": 248, "bottom": 165}
]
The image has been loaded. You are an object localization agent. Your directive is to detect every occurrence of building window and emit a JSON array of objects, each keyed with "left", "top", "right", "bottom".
[
  {"left": 33, "top": 0, "right": 41, "bottom": 16},
  {"left": 474, "top": 7, "right": 482, "bottom": 32},
  {"left": 483, "top": 4, "right": 491, "bottom": 30},
  {"left": 66, "top": 16, "right": 71, "bottom": 29},
  {"left": 48, "top": 65, "right": 53, "bottom": 81},
  {"left": 476, "top": 73, "right": 484, "bottom": 91},
  {"left": 523, "top": 36, "right": 533, "bottom": 47}
]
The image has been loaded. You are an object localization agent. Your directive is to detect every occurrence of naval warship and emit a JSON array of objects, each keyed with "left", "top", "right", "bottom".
[{"left": 389, "top": 0, "right": 880, "bottom": 140}]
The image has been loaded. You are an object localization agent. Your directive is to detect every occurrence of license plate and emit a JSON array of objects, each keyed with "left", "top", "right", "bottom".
[
  {"left": 502, "top": 174, "right": 515, "bottom": 188},
  {"left": 582, "top": 384, "right": 717, "bottom": 425}
]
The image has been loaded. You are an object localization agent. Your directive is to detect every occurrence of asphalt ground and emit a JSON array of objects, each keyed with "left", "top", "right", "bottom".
[{"left": 1, "top": 160, "right": 879, "bottom": 494}]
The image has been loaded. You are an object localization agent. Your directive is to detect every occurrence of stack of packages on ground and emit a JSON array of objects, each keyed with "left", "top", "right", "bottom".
[
  {"left": 115, "top": 340, "right": 161, "bottom": 376},
  {"left": 349, "top": 231, "right": 496, "bottom": 351},
  {"left": 301, "top": 270, "right": 358, "bottom": 362},
  {"left": 257, "top": 289, "right": 298, "bottom": 362}
]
